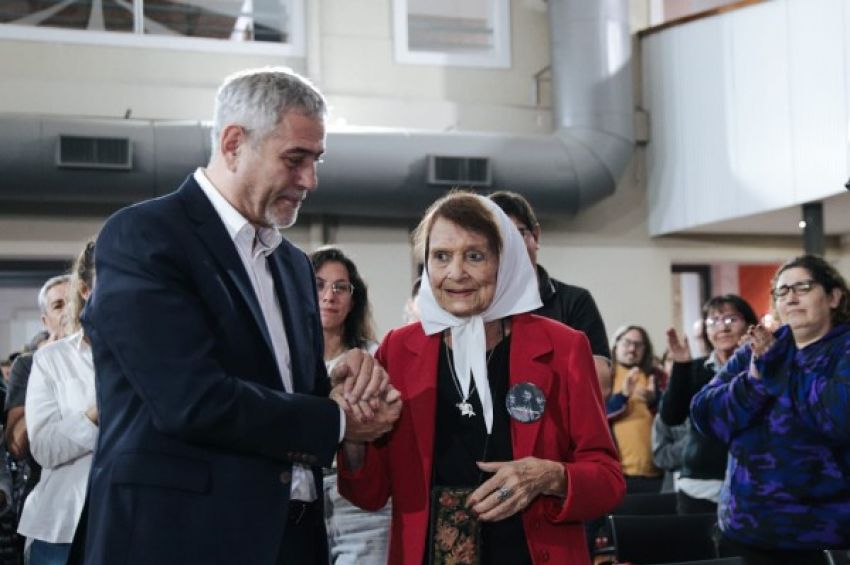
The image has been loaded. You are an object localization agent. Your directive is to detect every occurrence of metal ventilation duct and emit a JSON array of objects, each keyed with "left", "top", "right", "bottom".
[{"left": 0, "top": 0, "right": 633, "bottom": 220}]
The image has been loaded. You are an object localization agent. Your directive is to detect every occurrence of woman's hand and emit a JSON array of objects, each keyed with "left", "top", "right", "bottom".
[
  {"left": 747, "top": 324, "right": 776, "bottom": 379},
  {"left": 665, "top": 328, "right": 691, "bottom": 363},
  {"left": 467, "top": 457, "right": 565, "bottom": 522}
]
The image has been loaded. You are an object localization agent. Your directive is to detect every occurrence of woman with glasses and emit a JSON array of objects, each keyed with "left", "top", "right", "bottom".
[
  {"left": 309, "top": 246, "right": 389, "bottom": 565},
  {"left": 660, "top": 295, "right": 757, "bottom": 514},
  {"left": 692, "top": 255, "right": 850, "bottom": 564}
]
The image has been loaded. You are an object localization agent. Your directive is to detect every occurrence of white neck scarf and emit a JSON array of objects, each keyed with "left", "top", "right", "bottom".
[{"left": 415, "top": 196, "right": 542, "bottom": 433}]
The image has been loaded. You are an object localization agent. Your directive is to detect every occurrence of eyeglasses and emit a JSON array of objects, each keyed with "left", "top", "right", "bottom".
[
  {"left": 619, "top": 338, "right": 645, "bottom": 349},
  {"left": 772, "top": 279, "right": 817, "bottom": 300},
  {"left": 316, "top": 280, "right": 355, "bottom": 296},
  {"left": 704, "top": 315, "right": 742, "bottom": 329}
]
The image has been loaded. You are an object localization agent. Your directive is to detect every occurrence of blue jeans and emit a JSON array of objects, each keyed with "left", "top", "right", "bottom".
[
  {"left": 29, "top": 540, "right": 71, "bottom": 565},
  {"left": 323, "top": 473, "right": 391, "bottom": 565}
]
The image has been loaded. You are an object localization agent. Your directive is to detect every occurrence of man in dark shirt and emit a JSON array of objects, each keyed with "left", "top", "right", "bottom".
[{"left": 489, "top": 191, "right": 612, "bottom": 397}]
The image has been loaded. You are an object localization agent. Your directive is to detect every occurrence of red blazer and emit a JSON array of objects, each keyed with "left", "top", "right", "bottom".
[{"left": 338, "top": 313, "right": 625, "bottom": 565}]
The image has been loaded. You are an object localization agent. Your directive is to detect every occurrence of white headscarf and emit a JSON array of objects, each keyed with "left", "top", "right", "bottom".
[{"left": 415, "top": 195, "right": 542, "bottom": 433}]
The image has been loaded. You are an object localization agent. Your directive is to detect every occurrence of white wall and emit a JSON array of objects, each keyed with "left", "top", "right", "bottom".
[{"left": 643, "top": 0, "right": 850, "bottom": 235}]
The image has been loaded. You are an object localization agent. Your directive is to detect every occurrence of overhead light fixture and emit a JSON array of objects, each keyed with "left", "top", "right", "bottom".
[{"left": 798, "top": 220, "right": 807, "bottom": 229}]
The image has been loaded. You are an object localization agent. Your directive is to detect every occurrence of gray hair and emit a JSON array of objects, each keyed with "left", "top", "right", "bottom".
[
  {"left": 210, "top": 67, "right": 326, "bottom": 153},
  {"left": 37, "top": 274, "right": 71, "bottom": 315}
]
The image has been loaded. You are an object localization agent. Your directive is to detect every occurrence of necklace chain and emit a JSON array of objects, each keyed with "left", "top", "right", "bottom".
[{"left": 443, "top": 320, "right": 504, "bottom": 417}]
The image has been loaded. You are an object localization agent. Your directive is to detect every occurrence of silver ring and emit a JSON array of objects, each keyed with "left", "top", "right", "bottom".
[{"left": 497, "top": 486, "right": 512, "bottom": 503}]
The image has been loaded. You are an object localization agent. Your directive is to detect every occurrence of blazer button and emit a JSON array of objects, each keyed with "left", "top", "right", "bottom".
[
  {"left": 540, "top": 549, "right": 549, "bottom": 561},
  {"left": 279, "top": 471, "right": 292, "bottom": 485}
]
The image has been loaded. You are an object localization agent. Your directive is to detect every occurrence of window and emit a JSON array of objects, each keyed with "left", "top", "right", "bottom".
[
  {"left": 393, "top": 0, "right": 510, "bottom": 68},
  {"left": 0, "top": 0, "right": 304, "bottom": 55}
]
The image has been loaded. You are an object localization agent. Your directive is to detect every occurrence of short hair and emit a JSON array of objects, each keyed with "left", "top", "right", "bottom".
[
  {"left": 309, "top": 246, "right": 376, "bottom": 350},
  {"left": 611, "top": 324, "right": 655, "bottom": 375},
  {"left": 488, "top": 190, "right": 539, "bottom": 232},
  {"left": 773, "top": 255, "right": 850, "bottom": 325},
  {"left": 24, "top": 330, "right": 49, "bottom": 353},
  {"left": 701, "top": 294, "right": 758, "bottom": 353},
  {"left": 413, "top": 191, "right": 502, "bottom": 264},
  {"left": 211, "top": 67, "right": 326, "bottom": 153},
  {"left": 37, "top": 274, "right": 71, "bottom": 315},
  {"left": 65, "top": 239, "right": 96, "bottom": 334}
]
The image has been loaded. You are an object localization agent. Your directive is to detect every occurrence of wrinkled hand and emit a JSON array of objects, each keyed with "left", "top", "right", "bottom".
[
  {"left": 467, "top": 458, "right": 565, "bottom": 522},
  {"left": 330, "top": 349, "right": 389, "bottom": 415},
  {"left": 665, "top": 328, "right": 691, "bottom": 363},
  {"left": 337, "top": 385, "right": 402, "bottom": 443},
  {"left": 621, "top": 367, "right": 640, "bottom": 397},
  {"left": 747, "top": 324, "right": 776, "bottom": 379}
]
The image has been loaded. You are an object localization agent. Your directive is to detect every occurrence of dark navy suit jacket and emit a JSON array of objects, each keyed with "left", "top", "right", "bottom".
[{"left": 75, "top": 176, "right": 339, "bottom": 564}]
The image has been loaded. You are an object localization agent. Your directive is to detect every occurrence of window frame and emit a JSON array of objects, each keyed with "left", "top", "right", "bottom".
[
  {"left": 392, "top": 0, "right": 511, "bottom": 69},
  {"left": 0, "top": 0, "right": 305, "bottom": 57}
]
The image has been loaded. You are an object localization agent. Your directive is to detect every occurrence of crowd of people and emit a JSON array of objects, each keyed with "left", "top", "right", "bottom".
[{"left": 0, "top": 67, "right": 846, "bottom": 565}]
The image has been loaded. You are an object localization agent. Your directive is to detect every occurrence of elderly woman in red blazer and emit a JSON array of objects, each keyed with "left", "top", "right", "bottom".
[{"left": 338, "top": 192, "right": 624, "bottom": 565}]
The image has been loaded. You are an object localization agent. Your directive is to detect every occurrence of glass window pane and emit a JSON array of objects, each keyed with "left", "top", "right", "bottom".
[
  {"left": 143, "top": 0, "right": 290, "bottom": 43},
  {"left": 407, "top": 0, "right": 492, "bottom": 53},
  {"left": 0, "top": 0, "right": 134, "bottom": 33}
]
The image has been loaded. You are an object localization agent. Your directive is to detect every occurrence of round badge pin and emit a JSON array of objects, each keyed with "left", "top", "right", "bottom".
[{"left": 506, "top": 382, "right": 545, "bottom": 423}]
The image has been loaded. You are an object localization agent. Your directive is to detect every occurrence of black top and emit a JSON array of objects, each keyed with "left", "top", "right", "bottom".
[
  {"left": 432, "top": 333, "right": 531, "bottom": 565},
  {"left": 534, "top": 265, "right": 611, "bottom": 360},
  {"left": 5, "top": 352, "right": 32, "bottom": 414},
  {"left": 659, "top": 357, "right": 727, "bottom": 480}
]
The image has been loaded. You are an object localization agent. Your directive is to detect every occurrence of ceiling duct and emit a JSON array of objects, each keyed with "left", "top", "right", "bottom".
[{"left": 0, "top": 0, "right": 633, "bottom": 220}]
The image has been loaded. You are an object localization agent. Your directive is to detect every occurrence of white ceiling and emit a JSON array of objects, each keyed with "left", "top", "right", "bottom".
[{"left": 682, "top": 191, "right": 850, "bottom": 236}]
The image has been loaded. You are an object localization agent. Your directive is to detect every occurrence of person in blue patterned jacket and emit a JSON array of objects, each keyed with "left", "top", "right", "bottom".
[{"left": 691, "top": 255, "right": 850, "bottom": 565}]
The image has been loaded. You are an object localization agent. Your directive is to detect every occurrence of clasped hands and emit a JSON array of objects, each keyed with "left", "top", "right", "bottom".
[{"left": 329, "top": 349, "right": 402, "bottom": 443}]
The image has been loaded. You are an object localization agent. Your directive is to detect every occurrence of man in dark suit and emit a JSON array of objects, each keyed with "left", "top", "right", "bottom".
[{"left": 74, "top": 68, "right": 400, "bottom": 565}]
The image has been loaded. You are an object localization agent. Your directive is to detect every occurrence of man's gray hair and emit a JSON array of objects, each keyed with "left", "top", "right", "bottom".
[
  {"left": 37, "top": 274, "right": 71, "bottom": 315},
  {"left": 210, "top": 67, "right": 326, "bottom": 153}
]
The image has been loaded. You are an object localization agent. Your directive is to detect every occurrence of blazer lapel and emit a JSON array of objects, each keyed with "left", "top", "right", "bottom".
[
  {"left": 508, "top": 314, "right": 554, "bottom": 460},
  {"left": 178, "top": 177, "right": 275, "bottom": 358},
  {"left": 402, "top": 329, "right": 441, "bottom": 485},
  {"left": 267, "top": 248, "right": 314, "bottom": 394}
]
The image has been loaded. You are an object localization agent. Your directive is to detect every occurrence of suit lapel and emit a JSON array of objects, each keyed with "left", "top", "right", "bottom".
[
  {"left": 178, "top": 177, "right": 275, "bottom": 359},
  {"left": 508, "top": 315, "right": 554, "bottom": 460},
  {"left": 268, "top": 248, "right": 314, "bottom": 394}
]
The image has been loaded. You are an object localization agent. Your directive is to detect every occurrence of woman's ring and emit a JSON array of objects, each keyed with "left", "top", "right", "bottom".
[{"left": 497, "top": 486, "right": 513, "bottom": 503}]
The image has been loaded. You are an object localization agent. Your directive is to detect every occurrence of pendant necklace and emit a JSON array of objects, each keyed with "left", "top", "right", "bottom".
[{"left": 443, "top": 320, "right": 504, "bottom": 418}]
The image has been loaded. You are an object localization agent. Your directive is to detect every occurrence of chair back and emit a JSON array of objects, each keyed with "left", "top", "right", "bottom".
[
  {"left": 610, "top": 512, "right": 717, "bottom": 564},
  {"left": 612, "top": 492, "right": 678, "bottom": 516}
]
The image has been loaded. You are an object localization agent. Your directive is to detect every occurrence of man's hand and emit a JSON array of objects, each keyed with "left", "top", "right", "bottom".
[
  {"left": 635, "top": 374, "right": 657, "bottom": 404},
  {"left": 340, "top": 386, "right": 402, "bottom": 443},
  {"left": 620, "top": 367, "right": 639, "bottom": 397},
  {"left": 330, "top": 349, "right": 389, "bottom": 410}
]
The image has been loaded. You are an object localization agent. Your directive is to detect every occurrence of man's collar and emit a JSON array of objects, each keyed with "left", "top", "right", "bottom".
[{"left": 193, "top": 168, "right": 283, "bottom": 256}]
